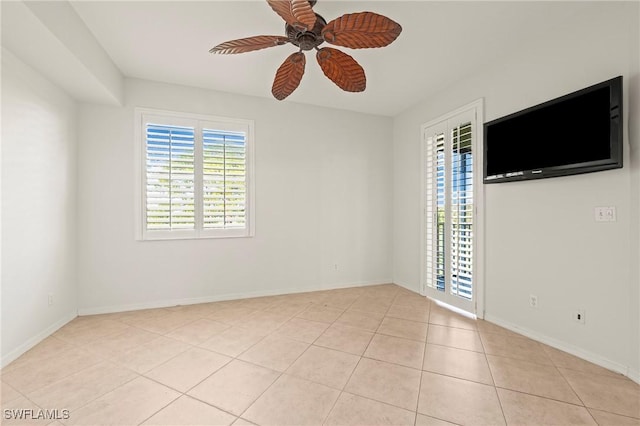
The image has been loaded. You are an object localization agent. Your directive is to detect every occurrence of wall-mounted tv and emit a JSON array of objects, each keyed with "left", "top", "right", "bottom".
[{"left": 483, "top": 76, "right": 623, "bottom": 184}]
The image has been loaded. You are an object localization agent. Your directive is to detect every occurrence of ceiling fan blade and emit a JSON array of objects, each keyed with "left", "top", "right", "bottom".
[
  {"left": 210, "top": 35, "right": 289, "bottom": 54},
  {"left": 272, "top": 51, "right": 306, "bottom": 100},
  {"left": 316, "top": 47, "right": 366, "bottom": 92},
  {"left": 267, "top": 0, "right": 316, "bottom": 31},
  {"left": 322, "top": 12, "right": 402, "bottom": 49}
]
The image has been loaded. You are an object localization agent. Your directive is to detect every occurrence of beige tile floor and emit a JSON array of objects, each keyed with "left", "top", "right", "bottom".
[{"left": 1, "top": 284, "right": 639, "bottom": 425}]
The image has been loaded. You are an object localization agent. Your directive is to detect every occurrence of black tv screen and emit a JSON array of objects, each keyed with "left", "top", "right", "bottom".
[{"left": 484, "top": 76, "right": 623, "bottom": 183}]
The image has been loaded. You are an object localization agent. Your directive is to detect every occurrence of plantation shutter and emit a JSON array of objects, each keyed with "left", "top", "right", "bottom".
[
  {"left": 139, "top": 111, "right": 252, "bottom": 240},
  {"left": 425, "top": 130, "right": 446, "bottom": 292},
  {"left": 145, "top": 123, "right": 195, "bottom": 230},
  {"left": 202, "top": 129, "right": 247, "bottom": 229},
  {"left": 450, "top": 122, "right": 473, "bottom": 300}
]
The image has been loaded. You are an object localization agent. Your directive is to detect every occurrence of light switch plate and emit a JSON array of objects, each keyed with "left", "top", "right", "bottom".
[{"left": 595, "top": 206, "right": 616, "bottom": 222}]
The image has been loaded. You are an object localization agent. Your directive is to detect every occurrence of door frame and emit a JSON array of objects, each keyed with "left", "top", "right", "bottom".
[{"left": 419, "top": 99, "right": 485, "bottom": 318}]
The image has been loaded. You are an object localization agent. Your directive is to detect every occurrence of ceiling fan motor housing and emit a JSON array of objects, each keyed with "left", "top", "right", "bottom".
[{"left": 286, "top": 14, "right": 327, "bottom": 51}]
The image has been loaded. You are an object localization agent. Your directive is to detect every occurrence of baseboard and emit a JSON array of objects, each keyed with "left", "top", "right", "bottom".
[
  {"left": 393, "top": 280, "right": 420, "bottom": 294},
  {"left": 484, "top": 313, "right": 636, "bottom": 382},
  {"left": 1, "top": 310, "right": 78, "bottom": 369},
  {"left": 78, "top": 279, "right": 394, "bottom": 316}
]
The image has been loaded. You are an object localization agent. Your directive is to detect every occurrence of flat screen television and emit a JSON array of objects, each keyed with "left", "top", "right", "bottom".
[{"left": 483, "top": 76, "right": 623, "bottom": 183}]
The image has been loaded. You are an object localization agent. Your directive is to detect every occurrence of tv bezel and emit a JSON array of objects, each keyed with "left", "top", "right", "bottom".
[{"left": 483, "top": 76, "right": 623, "bottom": 184}]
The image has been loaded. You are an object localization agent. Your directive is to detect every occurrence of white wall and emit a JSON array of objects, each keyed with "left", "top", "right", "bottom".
[
  {"left": 393, "top": 2, "right": 639, "bottom": 377},
  {"left": 1, "top": 1, "right": 124, "bottom": 106},
  {"left": 77, "top": 79, "right": 393, "bottom": 313},
  {"left": 628, "top": 2, "right": 640, "bottom": 382},
  {"left": 1, "top": 49, "right": 78, "bottom": 366}
]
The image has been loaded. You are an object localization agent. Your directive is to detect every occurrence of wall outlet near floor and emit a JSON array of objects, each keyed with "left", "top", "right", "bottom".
[
  {"left": 48, "top": 293, "right": 54, "bottom": 306},
  {"left": 574, "top": 309, "right": 586, "bottom": 324},
  {"left": 529, "top": 294, "right": 538, "bottom": 308}
]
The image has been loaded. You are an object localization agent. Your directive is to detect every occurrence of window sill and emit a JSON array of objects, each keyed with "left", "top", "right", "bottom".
[{"left": 139, "top": 230, "right": 253, "bottom": 241}]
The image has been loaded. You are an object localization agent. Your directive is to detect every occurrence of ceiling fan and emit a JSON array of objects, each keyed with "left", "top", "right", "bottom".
[{"left": 209, "top": 0, "right": 402, "bottom": 100}]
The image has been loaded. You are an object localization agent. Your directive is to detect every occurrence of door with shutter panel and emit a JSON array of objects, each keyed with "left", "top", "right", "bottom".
[{"left": 422, "top": 105, "right": 481, "bottom": 315}]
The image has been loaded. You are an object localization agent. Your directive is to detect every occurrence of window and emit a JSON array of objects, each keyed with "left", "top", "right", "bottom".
[{"left": 135, "top": 109, "right": 254, "bottom": 240}]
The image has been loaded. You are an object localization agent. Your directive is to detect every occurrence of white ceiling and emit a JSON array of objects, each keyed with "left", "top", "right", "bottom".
[{"left": 56, "top": 2, "right": 606, "bottom": 116}]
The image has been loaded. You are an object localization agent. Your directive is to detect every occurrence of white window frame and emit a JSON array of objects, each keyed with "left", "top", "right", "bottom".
[{"left": 134, "top": 108, "right": 255, "bottom": 241}]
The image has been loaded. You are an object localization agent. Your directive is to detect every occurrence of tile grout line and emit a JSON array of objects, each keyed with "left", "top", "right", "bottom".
[
  {"left": 134, "top": 297, "right": 301, "bottom": 426},
  {"left": 329, "top": 288, "right": 423, "bottom": 418},
  {"left": 494, "top": 385, "right": 595, "bottom": 409},
  {"left": 13, "top": 315, "right": 160, "bottom": 425},
  {"left": 232, "top": 292, "right": 358, "bottom": 424},
  {"left": 418, "top": 297, "right": 493, "bottom": 425},
  {"left": 134, "top": 384, "right": 182, "bottom": 426},
  {"left": 273, "top": 291, "right": 383, "bottom": 421},
  {"left": 47, "top": 309, "right": 227, "bottom": 425},
  {"left": 477, "top": 327, "right": 509, "bottom": 426},
  {"left": 319, "top": 288, "right": 400, "bottom": 425},
  {"left": 69, "top": 292, "right": 422, "bottom": 425},
  {"left": 414, "top": 361, "right": 424, "bottom": 426},
  {"left": 14, "top": 359, "right": 115, "bottom": 422},
  {"left": 88, "top": 312, "right": 196, "bottom": 396},
  {"left": 8, "top": 285, "right": 636, "bottom": 425},
  {"left": 551, "top": 364, "right": 604, "bottom": 425},
  {"left": 56, "top": 371, "right": 142, "bottom": 426},
  {"left": 172, "top": 293, "right": 346, "bottom": 407},
  {"left": 551, "top": 364, "right": 588, "bottom": 407},
  {"left": 4, "top": 289, "right": 358, "bottom": 426}
]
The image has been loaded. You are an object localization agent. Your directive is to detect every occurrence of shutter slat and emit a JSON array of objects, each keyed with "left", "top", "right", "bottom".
[
  {"left": 425, "top": 132, "right": 446, "bottom": 292},
  {"left": 203, "top": 128, "right": 247, "bottom": 230},
  {"left": 145, "top": 120, "right": 249, "bottom": 234},
  {"left": 450, "top": 122, "right": 473, "bottom": 300},
  {"left": 425, "top": 120, "right": 474, "bottom": 300},
  {"left": 145, "top": 123, "right": 195, "bottom": 231}
]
